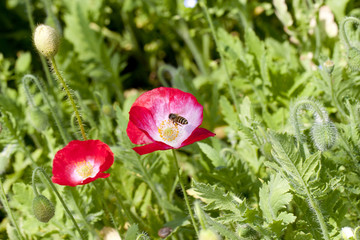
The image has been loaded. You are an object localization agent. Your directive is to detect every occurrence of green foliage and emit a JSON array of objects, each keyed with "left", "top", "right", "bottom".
[{"left": 2, "top": 0, "right": 360, "bottom": 239}]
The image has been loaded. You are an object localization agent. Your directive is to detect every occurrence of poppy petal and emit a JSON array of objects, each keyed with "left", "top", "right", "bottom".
[
  {"left": 180, "top": 128, "right": 216, "bottom": 148},
  {"left": 132, "top": 142, "right": 173, "bottom": 155}
]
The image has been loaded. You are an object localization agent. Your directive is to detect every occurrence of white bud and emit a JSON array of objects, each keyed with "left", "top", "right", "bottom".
[
  {"left": 33, "top": 24, "right": 60, "bottom": 58},
  {"left": 341, "top": 227, "right": 354, "bottom": 240}
]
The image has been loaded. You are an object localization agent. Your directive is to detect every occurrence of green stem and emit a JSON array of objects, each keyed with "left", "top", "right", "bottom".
[
  {"left": 0, "top": 179, "right": 25, "bottom": 240},
  {"left": 105, "top": 178, "right": 138, "bottom": 225},
  {"left": 176, "top": 20, "right": 208, "bottom": 75},
  {"left": 32, "top": 167, "right": 86, "bottom": 240},
  {"left": 50, "top": 57, "right": 87, "bottom": 140},
  {"left": 340, "top": 17, "right": 360, "bottom": 49},
  {"left": 201, "top": 1, "right": 239, "bottom": 113},
  {"left": 135, "top": 156, "right": 171, "bottom": 221},
  {"left": 22, "top": 74, "right": 70, "bottom": 143},
  {"left": 290, "top": 99, "right": 328, "bottom": 159},
  {"left": 194, "top": 201, "right": 206, "bottom": 230},
  {"left": 171, "top": 149, "right": 199, "bottom": 235}
]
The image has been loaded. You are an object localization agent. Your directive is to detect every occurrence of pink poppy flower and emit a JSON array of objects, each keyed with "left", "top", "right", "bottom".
[
  {"left": 127, "top": 87, "right": 215, "bottom": 155},
  {"left": 52, "top": 140, "right": 114, "bottom": 186}
]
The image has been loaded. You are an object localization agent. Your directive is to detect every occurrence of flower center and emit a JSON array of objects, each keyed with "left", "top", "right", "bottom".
[
  {"left": 75, "top": 161, "right": 94, "bottom": 179},
  {"left": 158, "top": 119, "right": 180, "bottom": 142}
]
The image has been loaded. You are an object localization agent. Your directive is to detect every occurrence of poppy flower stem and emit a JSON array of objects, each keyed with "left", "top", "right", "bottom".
[
  {"left": 105, "top": 178, "right": 137, "bottom": 225},
  {"left": 32, "top": 167, "right": 86, "bottom": 240},
  {"left": 0, "top": 179, "right": 25, "bottom": 240},
  {"left": 50, "top": 57, "right": 88, "bottom": 141},
  {"left": 171, "top": 149, "right": 199, "bottom": 235},
  {"left": 22, "top": 74, "right": 70, "bottom": 144}
]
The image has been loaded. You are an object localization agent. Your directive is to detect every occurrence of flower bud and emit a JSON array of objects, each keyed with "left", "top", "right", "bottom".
[
  {"left": 33, "top": 24, "right": 60, "bottom": 58},
  {"left": 324, "top": 59, "right": 334, "bottom": 74},
  {"left": 347, "top": 47, "right": 360, "bottom": 71},
  {"left": 27, "top": 108, "right": 49, "bottom": 132},
  {"left": 32, "top": 195, "right": 55, "bottom": 223},
  {"left": 311, "top": 121, "right": 337, "bottom": 151},
  {"left": 199, "top": 229, "right": 221, "bottom": 240}
]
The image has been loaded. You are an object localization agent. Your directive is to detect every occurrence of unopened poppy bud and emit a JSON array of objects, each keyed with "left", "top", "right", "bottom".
[
  {"left": 347, "top": 47, "right": 360, "bottom": 71},
  {"left": 27, "top": 108, "right": 49, "bottom": 132},
  {"left": 311, "top": 121, "right": 337, "bottom": 151},
  {"left": 102, "top": 104, "right": 113, "bottom": 116},
  {"left": 324, "top": 59, "right": 334, "bottom": 74},
  {"left": 33, "top": 24, "right": 60, "bottom": 58},
  {"left": 32, "top": 195, "right": 55, "bottom": 223},
  {"left": 199, "top": 229, "right": 221, "bottom": 240}
]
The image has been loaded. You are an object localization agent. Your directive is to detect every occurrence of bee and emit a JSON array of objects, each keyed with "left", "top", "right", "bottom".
[{"left": 168, "top": 113, "right": 188, "bottom": 125}]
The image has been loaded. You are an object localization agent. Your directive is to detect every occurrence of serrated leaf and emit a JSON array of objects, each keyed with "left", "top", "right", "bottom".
[
  {"left": 192, "top": 181, "right": 242, "bottom": 215},
  {"left": 219, "top": 96, "right": 238, "bottom": 128},
  {"left": 259, "top": 174, "right": 294, "bottom": 223},
  {"left": 273, "top": 0, "right": 293, "bottom": 27},
  {"left": 198, "top": 142, "right": 225, "bottom": 167}
]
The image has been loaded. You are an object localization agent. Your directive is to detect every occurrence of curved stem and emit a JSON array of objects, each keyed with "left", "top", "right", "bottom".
[
  {"left": 158, "top": 65, "right": 177, "bottom": 87},
  {"left": 22, "top": 74, "right": 70, "bottom": 143},
  {"left": 171, "top": 149, "right": 199, "bottom": 235},
  {"left": 176, "top": 20, "right": 208, "bottom": 75},
  {"left": 0, "top": 179, "right": 25, "bottom": 240},
  {"left": 33, "top": 167, "right": 86, "bottom": 240},
  {"left": 340, "top": 17, "right": 360, "bottom": 49},
  {"left": 201, "top": 1, "right": 239, "bottom": 114},
  {"left": 50, "top": 57, "right": 87, "bottom": 140},
  {"left": 290, "top": 99, "right": 328, "bottom": 159}
]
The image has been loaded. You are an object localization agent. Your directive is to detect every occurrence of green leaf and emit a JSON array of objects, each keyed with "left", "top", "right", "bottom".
[
  {"left": 125, "top": 224, "right": 139, "bottom": 240},
  {"left": 259, "top": 174, "right": 295, "bottom": 224},
  {"left": 192, "top": 181, "right": 243, "bottom": 215},
  {"left": 198, "top": 142, "right": 225, "bottom": 167},
  {"left": 273, "top": 0, "right": 293, "bottom": 27},
  {"left": 219, "top": 96, "right": 238, "bottom": 129}
]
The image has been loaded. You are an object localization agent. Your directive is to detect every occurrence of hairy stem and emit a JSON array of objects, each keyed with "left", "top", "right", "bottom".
[
  {"left": 50, "top": 57, "right": 87, "bottom": 140},
  {"left": 0, "top": 179, "right": 25, "bottom": 240},
  {"left": 340, "top": 17, "right": 360, "bottom": 49},
  {"left": 32, "top": 167, "right": 86, "bottom": 240},
  {"left": 171, "top": 149, "right": 199, "bottom": 235},
  {"left": 22, "top": 74, "right": 70, "bottom": 143}
]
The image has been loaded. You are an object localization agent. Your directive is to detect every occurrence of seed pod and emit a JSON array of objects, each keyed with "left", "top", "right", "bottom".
[
  {"left": 199, "top": 229, "right": 221, "bottom": 240},
  {"left": 347, "top": 47, "right": 360, "bottom": 71},
  {"left": 32, "top": 195, "right": 55, "bottom": 223},
  {"left": 27, "top": 108, "right": 49, "bottom": 132},
  {"left": 33, "top": 24, "right": 60, "bottom": 58},
  {"left": 311, "top": 121, "right": 337, "bottom": 151},
  {"left": 158, "top": 227, "right": 172, "bottom": 238}
]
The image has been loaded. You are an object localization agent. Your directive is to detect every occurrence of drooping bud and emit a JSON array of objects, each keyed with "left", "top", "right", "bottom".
[
  {"left": 32, "top": 195, "right": 55, "bottom": 223},
  {"left": 33, "top": 24, "right": 60, "bottom": 58},
  {"left": 27, "top": 108, "right": 49, "bottom": 132},
  {"left": 311, "top": 121, "right": 337, "bottom": 151},
  {"left": 323, "top": 59, "right": 334, "bottom": 74},
  {"left": 347, "top": 47, "right": 360, "bottom": 71},
  {"left": 198, "top": 229, "right": 221, "bottom": 240}
]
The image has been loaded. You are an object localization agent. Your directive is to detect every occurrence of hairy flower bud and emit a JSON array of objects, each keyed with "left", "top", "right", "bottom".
[
  {"left": 323, "top": 59, "right": 334, "bottom": 74},
  {"left": 311, "top": 121, "right": 337, "bottom": 151},
  {"left": 33, "top": 24, "right": 60, "bottom": 58},
  {"left": 347, "top": 47, "right": 360, "bottom": 71},
  {"left": 199, "top": 229, "right": 221, "bottom": 240},
  {"left": 27, "top": 108, "right": 49, "bottom": 132},
  {"left": 32, "top": 195, "right": 55, "bottom": 223},
  {"left": 158, "top": 227, "right": 172, "bottom": 238}
]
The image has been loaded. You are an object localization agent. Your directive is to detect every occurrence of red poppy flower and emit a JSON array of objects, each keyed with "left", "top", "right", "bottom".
[
  {"left": 52, "top": 140, "right": 114, "bottom": 186},
  {"left": 127, "top": 87, "right": 215, "bottom": 155}
]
